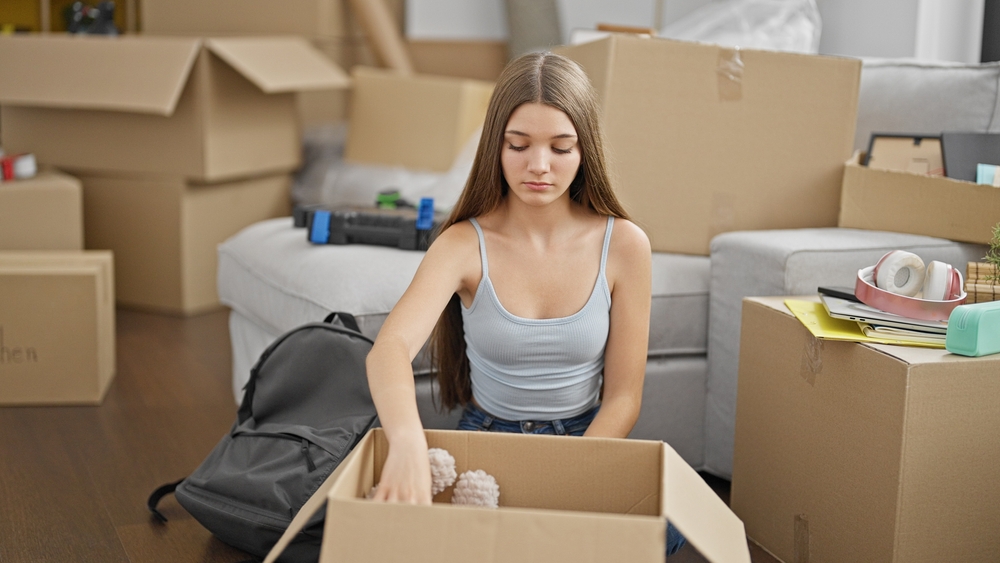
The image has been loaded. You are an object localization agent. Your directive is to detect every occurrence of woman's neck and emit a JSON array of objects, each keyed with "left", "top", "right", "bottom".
[{"left": 491, "top": 194, "right": 594, "bottom": 246}]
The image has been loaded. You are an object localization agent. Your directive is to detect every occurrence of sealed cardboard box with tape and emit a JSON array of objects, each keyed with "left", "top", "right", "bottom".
[
  {"left": 0, "top": 170, "right": 83, "bottom": 251},
  {"left": 556, "top": 35, "right": 861, "bottom": 255},
  {"left": 316, "top": 429, "right": 751, "bottom": 563},
  {"left": 0, "top": 251, "right": 115, "bottom": 405},
  {"left": 0, "top": 35, "right": 349, "bottom": 182},
  {"left": 731, "top": 296, "right": 1000, "bottom": 563}
]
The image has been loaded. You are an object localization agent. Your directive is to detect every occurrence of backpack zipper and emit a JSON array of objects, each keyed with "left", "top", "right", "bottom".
[{"left": 231, "top": 431, "right": 319, "bottom": 473}]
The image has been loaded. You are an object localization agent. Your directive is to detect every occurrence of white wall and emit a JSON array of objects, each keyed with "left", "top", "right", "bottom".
[
  {"left": 406, "top": 0, "right": 710, "bottom": 42},
  {"left": 407, "top": 0, "right": 986, "bottom": 63},
  {"left": 815, "top": 0, "right": 920, "bottom": 58},
  {"left": 914, "top": 0, "right": 985, "bottom": 63},
  {"left": 816, "top": 0, "right": 985, "bottom": 62}
]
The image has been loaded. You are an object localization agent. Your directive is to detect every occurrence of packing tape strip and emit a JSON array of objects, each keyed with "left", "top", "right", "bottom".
[{"left": 717, "top": 47, "right": 744, "bottom": 102}]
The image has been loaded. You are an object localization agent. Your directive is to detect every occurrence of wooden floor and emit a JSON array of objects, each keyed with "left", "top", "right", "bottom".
[{"left": 0, "top": 307, "right": 778, "bottom": 563}]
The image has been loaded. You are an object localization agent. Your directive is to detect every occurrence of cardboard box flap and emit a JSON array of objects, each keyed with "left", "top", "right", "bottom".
[
  {"left": 205, "top": 37, "right": 350, "bottom": 94},
  {"left": 661, "top": 444, "right": 751, "bottom": 563},
  {"left": 0, "top": 35, "right": 200, "bottom": 116}
]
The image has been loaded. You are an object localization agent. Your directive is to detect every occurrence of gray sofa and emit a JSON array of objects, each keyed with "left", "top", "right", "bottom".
[{"left": 217, "top": 58, "right": 998, "bottom": 479}]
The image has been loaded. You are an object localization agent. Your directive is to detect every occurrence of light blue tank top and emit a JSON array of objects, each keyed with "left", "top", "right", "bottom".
[{"left": 460, "top": 216, "right": 614, "bottom": 421}]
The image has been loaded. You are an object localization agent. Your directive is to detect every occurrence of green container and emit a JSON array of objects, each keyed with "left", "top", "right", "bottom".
[{"left": 945, "top": 300, "right": 1000, "bottom": 357}]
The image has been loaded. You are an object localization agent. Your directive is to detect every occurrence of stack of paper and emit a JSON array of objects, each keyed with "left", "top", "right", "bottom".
[{"left": 785, "top": 299, "right": 946, "bottom": 349}]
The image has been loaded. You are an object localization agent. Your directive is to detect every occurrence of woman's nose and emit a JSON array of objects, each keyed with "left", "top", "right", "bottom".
[{"left": 527, "top": 149, "right": 549, "bottom": 174}]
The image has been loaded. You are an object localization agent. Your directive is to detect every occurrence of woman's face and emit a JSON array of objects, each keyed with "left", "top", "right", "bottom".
[{"left": 500, "top": 102, "right": 582, "bottom": 208}]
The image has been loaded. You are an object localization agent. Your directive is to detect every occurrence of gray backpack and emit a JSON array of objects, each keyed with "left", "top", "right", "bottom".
[{"left": 147, "top": 312, "right": 378, "bottom": 562}]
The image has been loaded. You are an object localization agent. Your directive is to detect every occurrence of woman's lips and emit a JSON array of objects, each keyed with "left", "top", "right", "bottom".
[{"left": 525, "top": 182, "right": 551, "bottom": 191}]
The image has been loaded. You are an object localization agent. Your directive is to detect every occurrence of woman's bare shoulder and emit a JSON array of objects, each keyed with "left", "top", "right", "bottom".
[
  {"left": 423, "top": 220, "right": 481, "bottom": 271},
  {"left": 609, "top": 218, "right": 651, "bottom": 258}
]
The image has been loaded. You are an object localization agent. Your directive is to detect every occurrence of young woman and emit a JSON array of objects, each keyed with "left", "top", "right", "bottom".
[{"left": 365, "top": 51, "right": 685, "bottom": 555}]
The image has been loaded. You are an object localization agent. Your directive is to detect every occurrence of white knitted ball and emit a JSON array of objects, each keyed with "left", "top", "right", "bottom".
[
  {"left": 451, "top": 469, "right": 500, "bottom": 508},
  {"left": 427, "top": 448, "right": 457, "bottom": 495}
]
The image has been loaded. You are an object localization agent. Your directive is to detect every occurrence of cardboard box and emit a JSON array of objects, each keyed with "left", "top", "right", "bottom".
[
  {"left": 839, "top": 152, "right": 1000, "bottom": 245},
  {"left": 321, "top": 428, "right": 751, "bottom": 563},
  {"left": 0, "top": 170, "right": 83, "bottom": 250},
  {"left": 0, "top": 251, "right": 115, "bottom": 405},
  {"left": 555, "top": 36, "right": 861, "bottom": 255},
  {"left": 407, "top": 40, "right": 508, "bottom": 82},
  {"left": 730, "top": 296, "right": 1000, "bottom": 563},
  {"left": 344, "top": 67, "right": 494, "bottom": 172},
  {"left": 0, "top": 35, "right": 349, "bottom": 182},
  {"left": 140, "top": 0, "right": 404, "bottom": 41},
  {"left": 81, "top": 173, "right": 291, "bottom": 315}
]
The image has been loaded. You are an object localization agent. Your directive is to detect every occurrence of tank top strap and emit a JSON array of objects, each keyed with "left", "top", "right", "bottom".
[
  {"left": 599, "top": 216, "right": 614, "bottom": 278},
  {"left": 469, "top": 217, "right": 489, "bottom": 278}
]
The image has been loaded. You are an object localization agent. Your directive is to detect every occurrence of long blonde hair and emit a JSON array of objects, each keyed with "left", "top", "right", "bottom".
[{"left": 431, "top": 51, "right": 630, "bottom": 410}]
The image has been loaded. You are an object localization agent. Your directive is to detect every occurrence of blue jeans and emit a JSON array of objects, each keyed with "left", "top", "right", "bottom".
[{"left": 456, "top": 402, "right": 688, "bottom": 557}]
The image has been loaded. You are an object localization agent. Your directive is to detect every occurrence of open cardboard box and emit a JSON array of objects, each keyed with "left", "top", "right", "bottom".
[
  {"left": 555, "top": 35, "right": 860, "bottom": 255},
  {"left": 0, "top": 35, "right": 349, "bottom": 182},
  {"left": 317, "top": 429, "right": 750, "bottom": 563},
  {"left": 839, "top": 152, "right": 1000, "bottom": 245},
  {"left": 344, "top": 67, "right": 494, "bottom": 173},
  {"left": 0, "top": 251, "right": 115, "bottom": 405},
  {"left": 731, "top": 296, "right": 1000, "bottom": 562},
  {"left": 0, "top": 170, "right": 83, "bottom": 251},
  {"left": 141, "top": 0, "right": 404, "bottom": 40}
]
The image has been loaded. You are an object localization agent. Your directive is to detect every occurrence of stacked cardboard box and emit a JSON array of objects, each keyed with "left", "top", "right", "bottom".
[
  {"left": 141, "top": 0, "right": 405, "bottom": 125},
  {"left": 0, "top": 34, "right": 349, "bottom": 315},
  {"left": 556, "top": 36, "right": 861, "bottom": 255},
  {"left": 0, "top": 170, "right": 83, "bottom": 251},
  {"left": 0, "top": 251, "right": 116, "bottom": 405},
  {"left": 731, "top": 296, "right": 1000, "bottom": 562},
  {"left": 0, "top": 168, "right": 116, "bottom": 404}
]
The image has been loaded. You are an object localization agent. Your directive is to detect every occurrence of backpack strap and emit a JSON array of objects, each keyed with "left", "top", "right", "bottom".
[
  {"left": 261, "top": 456, "right": 350, "bottom": 563},
  {"left": 147, "top": 478, "right": 185, "bottom": 523},
  {"left": 323, "top": 311, "right": 360, "bottom": 333}
]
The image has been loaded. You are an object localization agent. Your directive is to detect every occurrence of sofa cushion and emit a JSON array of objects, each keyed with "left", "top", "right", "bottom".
[
  {"left": 217, "top": 217, "right": 710, "bottom": 371},
  {"left": 855, "top": 59, "right": 1000, "bottom": 151}
]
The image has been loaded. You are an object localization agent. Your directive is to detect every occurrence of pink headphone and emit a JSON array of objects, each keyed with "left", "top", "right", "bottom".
[{"left": 855, "top": 250, "right": 966, "bottom": 321}]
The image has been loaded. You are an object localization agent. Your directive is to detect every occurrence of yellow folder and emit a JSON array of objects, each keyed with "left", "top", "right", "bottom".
[{"left": 784, "top": 299, "right": 945, "bottom": 349}]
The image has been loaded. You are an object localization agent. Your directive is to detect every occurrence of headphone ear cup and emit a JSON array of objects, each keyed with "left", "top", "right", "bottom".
[
  {"left": 874, "top": 250, "right": 926, "bottom": 297},
  {"left": 921, "top": 261, "right": 953, "bottom": 300}
]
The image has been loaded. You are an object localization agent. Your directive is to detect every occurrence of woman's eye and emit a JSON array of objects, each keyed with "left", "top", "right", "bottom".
[
  {"left": 553, "top": 147, "right": 573, "bottom": 154},
  {"left": 507, "top": 143, "right": 528, "bottom": 152}
]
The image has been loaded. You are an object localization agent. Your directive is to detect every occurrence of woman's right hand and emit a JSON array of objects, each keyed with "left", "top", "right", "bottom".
[{"left": 370, "top": 432, "right": 432, "bottom": 505}]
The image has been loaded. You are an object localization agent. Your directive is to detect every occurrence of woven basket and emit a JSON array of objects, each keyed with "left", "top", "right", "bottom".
[{"left": 965, "top": 262, "right": 999, "bottom": 303}]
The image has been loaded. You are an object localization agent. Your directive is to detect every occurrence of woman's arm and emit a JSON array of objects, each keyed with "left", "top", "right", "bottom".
[
  {"left": 584, "top": 219, "right": 652, "bottom": 438},
  {"left": 366, "top": 222, "right": 479, "bottom": 504}
]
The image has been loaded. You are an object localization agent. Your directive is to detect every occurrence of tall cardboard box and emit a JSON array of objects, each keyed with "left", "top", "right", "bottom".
[
  {"left": 839, "top": 153, "right": 1000, "bottom": 245},
  {"left": 555, "top": 36, "right": 861, "bottom": 255},
  {"left": 81, "top": 173, "right": 291, "bottom": 315},
  {"left": 0, "top": 170, "right": 83, "bottom": 250},
  {"left": 0, "top": 251, "right": 115, "bottom": 405},
  {"left": 344, "top": 67, "right": 494, "bottom": 172},
  {"left": 0, "top": 35, "right": 349, "bottom": 181},
  {"left": 317, "top": 429, "right": 751, "bottom": 563},
  {"left": 731, "top": 296, "right": 1000, "bottom": 563}
]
